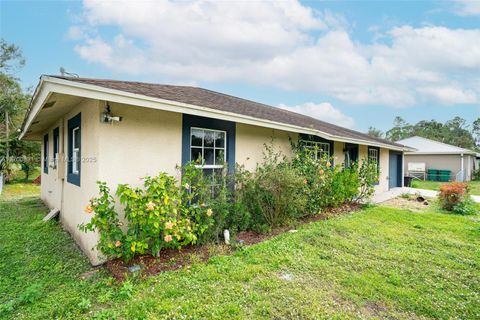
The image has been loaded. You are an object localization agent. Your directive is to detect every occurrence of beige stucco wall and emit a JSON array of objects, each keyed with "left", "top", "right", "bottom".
[
  {"left": 235, "top": 123, "right": 297, "bottom": 171},
  {"left": 41, "top": 98, "right": 102, "bottom": 265},
  {"left": 96, "top": 102, "right": 182, "bottom": 187},
  {"left": 40, "top": 119, "right": 62, "bottom": 210}
]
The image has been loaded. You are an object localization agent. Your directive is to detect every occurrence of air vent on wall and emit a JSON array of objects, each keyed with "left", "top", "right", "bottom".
[{"left": 43, "top": 101, "right": 56, "bottom": 109}]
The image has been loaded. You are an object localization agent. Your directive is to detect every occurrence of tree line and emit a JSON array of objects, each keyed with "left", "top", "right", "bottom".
[
  {"left": 368, "top": 116, "right": 480, "bottom": 151},
  {"left": 0, "top": 39, "right": 39, "bottom": 182}
]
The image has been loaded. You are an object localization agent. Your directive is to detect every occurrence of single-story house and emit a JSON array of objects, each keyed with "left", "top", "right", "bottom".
[
  {"left": 397, "top": 136, "right": 478, "bottom": 182},
  {"left": 20, "top": 75, "right": 410, "bottom": 265}
]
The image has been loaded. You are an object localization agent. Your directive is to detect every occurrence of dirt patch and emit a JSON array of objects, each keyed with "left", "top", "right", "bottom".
[
  {"left": 32, "top": 175, "right": 41, "bottom": 185},
  {"left": 381, "top": 196, "right": 431, "bottom": 210},
  {"left": 105, "top": 203, "right": 360, "bottom": 281},
  {"left": 105, "top": 245, "right": 222, "bottom": 282}
]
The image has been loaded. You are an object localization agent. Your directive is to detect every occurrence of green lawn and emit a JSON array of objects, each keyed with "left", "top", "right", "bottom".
[
  {"left": 411, "top": 179, "right": 480, "bottom": 195},
  {"left": 1, "top": 184, "right": 479, "bottom": 319}
]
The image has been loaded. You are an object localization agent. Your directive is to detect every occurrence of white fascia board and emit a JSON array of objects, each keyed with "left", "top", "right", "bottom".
[
  {"left": 22, "top": 76, "right": 407, "bottom": 151},
  {"left": 19, "top": 79, "right": 53, "bottom": 140}
]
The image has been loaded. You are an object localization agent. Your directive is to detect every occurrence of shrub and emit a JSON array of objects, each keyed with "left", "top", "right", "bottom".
[
  {"left": 180, "top": 162, "right": 254, "bottom": 243},
  {"left": 235, "top": 144, "right": 306, "bottom": 229},
  {"left": 78, "top": 182, "right": 125, "bottom": 258},
  {"left": 452, "top": 198, "right": 477, "bottom": 215},
  {"left": 290, "top": 140, "right": 378, "bottom": 212},
  {"left": 79, "top": 169, "right": 214, "bottom": 262},
  {"left": 116, "top": 173, "right": 208, "bottom": 259},
  {"left": 438, "top": 182, "right": 469, "bottom": 211},
  {"left": 357, "top": 160, "right": 379, "bottom": 202},
  {"left": 473, "top": 168, "right": 480, "bottom": 181}
]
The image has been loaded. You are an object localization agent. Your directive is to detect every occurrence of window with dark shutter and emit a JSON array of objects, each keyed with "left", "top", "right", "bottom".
[
  {"left": 43, "top": 133, "right": 49, "bottom": 174},
  {"left": 67, "top": 113, "right": 81, "bottom": 186}
]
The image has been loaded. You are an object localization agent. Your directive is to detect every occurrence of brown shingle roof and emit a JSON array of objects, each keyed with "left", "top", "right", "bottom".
[{"left": 50, "top": 75, "right": 405, "bottom": 148}]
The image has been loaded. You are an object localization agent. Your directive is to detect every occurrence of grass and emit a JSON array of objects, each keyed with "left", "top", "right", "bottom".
[
  {"left": 0, "top": 183, "right": 113, "bottom": 319},
  {"left": 1, "top": 184, "right": 479, "bottom": 319},
  {"left": 411, "top": 179, "right": 480, "bottom": 195}
]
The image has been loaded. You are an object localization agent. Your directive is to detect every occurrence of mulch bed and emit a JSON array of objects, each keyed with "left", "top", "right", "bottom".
[{"left": 104, "top": 203, "right": 360, "bottom": 281}]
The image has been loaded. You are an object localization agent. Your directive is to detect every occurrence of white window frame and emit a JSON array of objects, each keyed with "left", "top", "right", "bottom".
[
  {"left": 301, "top": 140, "right": 330, "bottom": 160},
  {"left": 190, "top": 127, "right": 227, "bottom": 169},
  {"left": 190, "top": 127, "right": 227, "bottom": 195},
  {"left": 368, "top": 148, "right": 379, "bottom": 164},
  {"left": 72, "top": 127, "right": 80, "bottom": 175}
]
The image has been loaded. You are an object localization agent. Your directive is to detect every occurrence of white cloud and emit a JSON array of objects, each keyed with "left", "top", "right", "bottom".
[
  {"left": 70, "top": 0, "right": 480, "bottom": 107},
  {"left": 454, "top": 0, "right": 480, "bottom": 16},
  {"left": 278, "top": 102, "right": 354, "bottom": 128}
]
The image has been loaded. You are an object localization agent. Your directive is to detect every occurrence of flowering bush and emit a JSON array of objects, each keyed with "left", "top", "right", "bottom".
[
  {"left": 291, "top": 140, "right": 378, "bottom": 214},
  {"left": 438, "top": 182, "right": 470, "bottom": 212},
  {"left": 79, "top": 182, "right": 125, "bottom": 258},
  {"left": 79, "top": 167, "right": 214, "bottom": 262}
]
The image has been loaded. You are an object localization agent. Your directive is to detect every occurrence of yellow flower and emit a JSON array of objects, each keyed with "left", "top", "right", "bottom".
[
  {"left": 165, "top": 221, "right": 174, "bottom": 230},
  {"left": 200, "top": 203, "right": 206, "bottom": 207},
  {"left": 184, "top": 183, "right": 190, "bottom": 189},
  {"left": 115, "top": 240, "right": 121, "bottom": 247},
  {"left": 319, "top": 169, "right": 324, "bottom": 175},
  {"left": 84, "top": 205, "right": 93, "bottom": 214},
  {"left": 146, "top": 201, "right": 155, "bottom": 211},
  {"left": 206, "top": 208, "right": 213, "bottom": 217},
  {"left": 164, "top": 234, "right": 173, "bottom": 242},
  {"left": 326, "top": 162, "right": 332, "bottom": 167},
  {"left": 303, "top": 179, "right": 308, "bottom": 185}
]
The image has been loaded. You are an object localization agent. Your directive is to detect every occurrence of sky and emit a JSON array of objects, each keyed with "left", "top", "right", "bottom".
[{"left": 1, "top": 0, "right": 479, "bottom": 133}]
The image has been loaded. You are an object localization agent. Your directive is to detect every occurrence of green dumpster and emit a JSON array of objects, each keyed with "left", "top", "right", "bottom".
[
  {"left": 439, "top": 170, "right": 451, "bottom": 182},
  {"left": 427, "top": 169, "right": 438, "bottom": 181}
]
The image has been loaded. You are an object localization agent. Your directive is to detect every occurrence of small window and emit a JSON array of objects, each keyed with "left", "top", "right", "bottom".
[
  {"left": 190, "top": 127, "right": 226, "bottom": 194},
  {"left": 368, "top": 147, "right": 379, "bottom": 165},
  {"left": 301, "top": 140, "right": 330, "bottom": 160},
  {"left": 67, "top": 113, "right": 81, "bottom": 186},
  {"left": 43, "top": 133, "right": 49, "bottom": 174},
  {"left": 72, "top": 128, "right": 80, "bottom": 174},
  {"left": 53, "top": 127, "right": 59, "bottom": 166}
]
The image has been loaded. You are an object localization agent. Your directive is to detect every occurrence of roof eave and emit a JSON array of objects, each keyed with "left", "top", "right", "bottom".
[{"left": 20, "top": 76, "right": 407, "bottom": 151}]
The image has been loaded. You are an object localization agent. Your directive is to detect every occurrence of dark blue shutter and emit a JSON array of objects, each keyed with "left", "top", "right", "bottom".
[
  {"left": 67, "top": 113, "right": 81, "bottom": 186},
  {"left": 53, "top": 127, "right": 59, "bottom": 162},
  {"left": 43, "top": 133, "right": 49, "bottom": 174}
]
